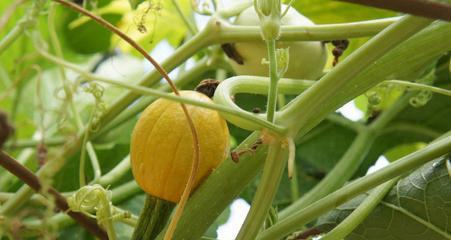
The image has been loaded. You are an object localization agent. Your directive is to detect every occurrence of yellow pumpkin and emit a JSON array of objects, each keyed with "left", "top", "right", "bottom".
[{"left": 130, "top": 91, "right": 230, "bottom": 203}]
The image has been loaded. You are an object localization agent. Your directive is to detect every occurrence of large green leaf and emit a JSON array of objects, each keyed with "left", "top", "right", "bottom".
[{"left": 317, "top": 157, "right": 451, "bottom": 240}]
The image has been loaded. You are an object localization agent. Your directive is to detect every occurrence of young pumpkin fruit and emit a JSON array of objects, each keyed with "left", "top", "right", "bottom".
[
  {"left": 130, "top": 90, "right": 230, "bottom": 203},
  {"left": 227, "top": 5, "right": 328, "bottom": 79}
]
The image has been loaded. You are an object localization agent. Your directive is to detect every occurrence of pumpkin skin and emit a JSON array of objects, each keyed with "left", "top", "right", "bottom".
[
  {"left": 228, "top": 5, "right": 328, "bottom": 80},
  {"left": 130, "top": 91, "right": 230, "bottom": 203}
]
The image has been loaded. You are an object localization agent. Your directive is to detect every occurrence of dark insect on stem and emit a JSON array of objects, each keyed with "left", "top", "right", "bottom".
[
  {"left": 230, "top": 138, "right": 263, "bottom": 163},
  {"left": 325, "top": 39, "right": 349, "bottom": 66},
  {"left": 194, "top": 79, "right": 220, "bottom": 98},
  {"left": 221, "top": 43, "right": 244, "bottom": 65}
]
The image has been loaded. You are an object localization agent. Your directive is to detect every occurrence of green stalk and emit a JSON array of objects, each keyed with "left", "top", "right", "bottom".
[
  {"left": 257, "top": 136, "right": 451, "bottom": 240},
  {"left": 155, "top": 20, "right": 450, "bottom": 240},
  {"left": 385, "top": 80, "right": 451, "bottom": 97},
  {"left": 214, "top": 17, "right": 400, "bottom": 43},
  {"left": 47, "top": 3, "right": 101, "bottom": 185},
  {"left": 279, "top": 129, "right": 375, "bottom": 219},
  {"left": 280, "top": 16, "right": 435, "bottom": 137},
  {"left": 265, "top": 40, "right": 278, "bottom": 123},
  {"left": 236, "top": 143, "right": 286, "bottom": 240},
  {"left": 235, "top": 33, "right": 283, "bottom": 239},
  {"left": 97, "top": 155, "right": 130, "bottom": 186},
  {"left": 280, "top": 91, "right": 417, "bottom": 219},
  {"left": 131, "top": 195, "right": 175, "bottom": 240},
  {"left": 4, "top": 138, "right": 65, "bottom": 149},
  {"left": 321, "top": 178, "right": 398, "bottom": 240},
  {"left": 0, "top": 0, "right": 45, "bottom": 56}
]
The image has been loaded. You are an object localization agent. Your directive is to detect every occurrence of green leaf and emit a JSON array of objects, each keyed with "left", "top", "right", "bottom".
[
  {"left": 55, "top": 1, "right": 123, "bottom": 54},
  {"left": 317, "top": 158, "right": 451, "bottom": 240}
]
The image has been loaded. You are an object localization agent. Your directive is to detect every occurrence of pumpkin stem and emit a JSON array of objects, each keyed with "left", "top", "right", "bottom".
[
  {"left": 194, "top": 79, "right": 220, "bottom": 98},
  {"left": 131, "top": 195, "right": 175, "bottom": 240}
]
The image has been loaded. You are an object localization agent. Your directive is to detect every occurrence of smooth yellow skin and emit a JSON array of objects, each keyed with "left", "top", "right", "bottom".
[
  {"left": 130, "top": 91, "right": 230, "bottom": 203},
  {"left": 229, "top": 5, "right": 328, "bottom": 80}
]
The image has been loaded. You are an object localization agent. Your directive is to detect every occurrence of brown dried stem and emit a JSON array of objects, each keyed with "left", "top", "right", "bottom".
[
  {"left": 0, "top": 150, "right": 108, "bottom": 239},
  {"left": 338, "top": 0, "right": 451, "bottom": 22}
]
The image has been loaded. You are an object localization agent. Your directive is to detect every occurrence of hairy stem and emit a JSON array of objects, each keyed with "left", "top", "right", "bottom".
[
  {"left": 132, "top": 195, "right": 175, "bottom": 240},
  {"left": 236, "top": 142, "right": 286, "bottom": 240}
]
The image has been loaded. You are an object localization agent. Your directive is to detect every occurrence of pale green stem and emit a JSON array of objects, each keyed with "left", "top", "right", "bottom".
[
  {"left": 47, "top": 3, "right": 102, "bottom": 185},
  {"left": 100, "top": 195, "right": 117, "bottom": 240},
  {"left": 236, "top": 143, "right": 286, "bottom": 240},
  {"left": 0, "top": 183, "right": 34, "bottom": 215},
  {"left": 0, "top": 0, "right": 45, "bottom": 56},
  {"left": 321, "top": 178, "right": 398, "bottom": 240},
  {"left": 37, "top": 48, "right": 286, "bottom": 133},
  {"left": 279, "top": 16, "right": 434, "bottom": 137},
  {"left": 112, "top": 206, "right": 139, "bottom": 227},
  {"left": 289, "top": 159, "right": 300, "bottom": 202},
  {"left": 235, "top": 34, "right": 283, "bottom": 239},
  {"left": 280, "top": 92, "right": 416, "bottom": 219},
  {"left": 257, "top": 136, "right": 451, "bottom": 240},
  {"left": 266, "top": 40, "right": 278, "bottom": 123},
  {"left": 4, "top": 138, "right": 65, "bottom": 149},
  {"left": 279, "top": 129, "right": 375, "bottom": 219},
  {"left": 214, "top": 76, "right": 314, "bottom": 131},
  {"left": 213, "top": 17, "right": 400, "bottom": 43},
  {"left": 97, "top": 155, "right": 130, "bottom": 186},
  {"left": 385, "top": 80, "right": 451, "bottom": 97},
  {"left": 0, "top": 192, "right": 46, "bottom": 206}
]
